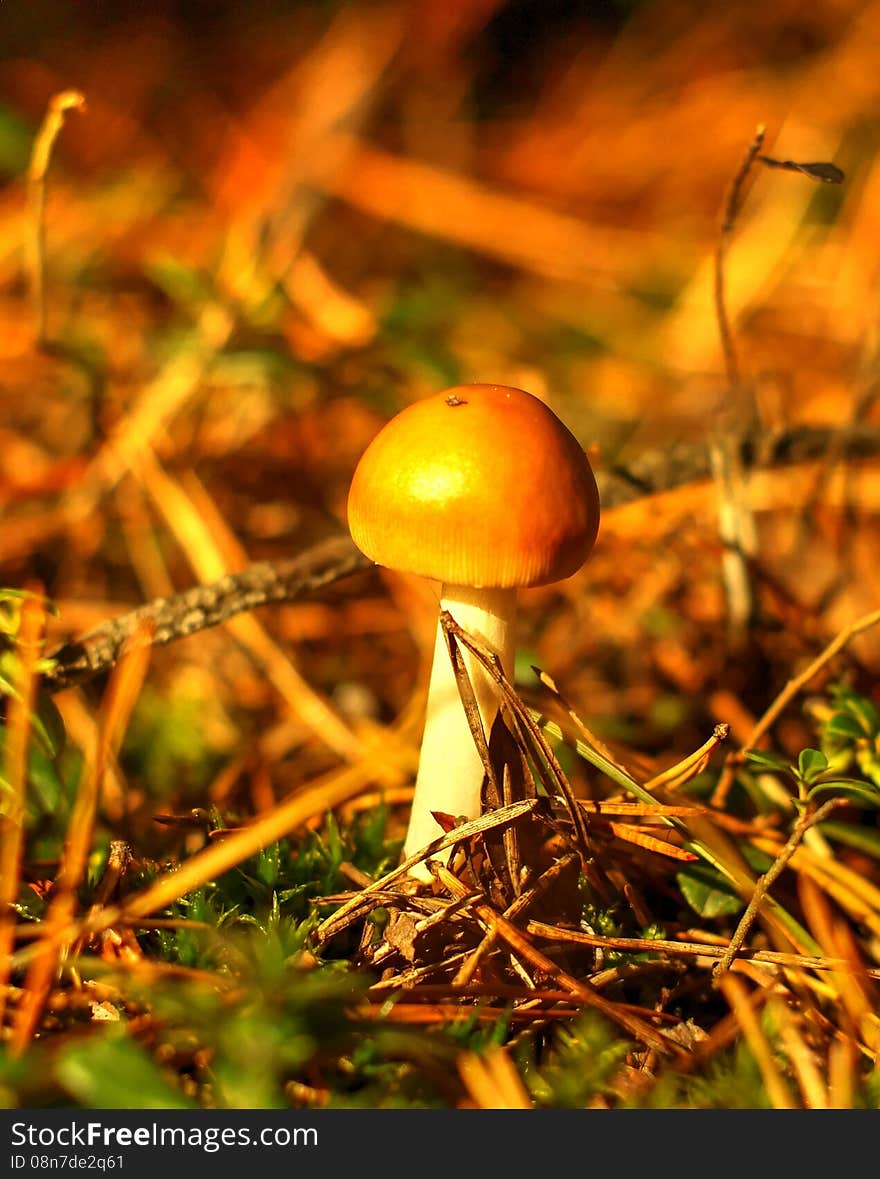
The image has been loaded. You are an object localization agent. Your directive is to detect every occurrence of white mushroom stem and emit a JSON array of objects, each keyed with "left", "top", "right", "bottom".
[{"left": 402, "top": 584, "right": 517, "bottom": 874}]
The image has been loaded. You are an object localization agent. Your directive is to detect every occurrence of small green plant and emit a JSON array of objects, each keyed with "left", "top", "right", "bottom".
[
  {"left": 745, "top": 740, "right": 880, "bottom": 812},
  {"left": 523, "top": 1012, "right": 631, "bottom": 1109}
]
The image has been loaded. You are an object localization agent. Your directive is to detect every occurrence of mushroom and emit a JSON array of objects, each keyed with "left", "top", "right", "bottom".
[{"left": 347, "top": 383, "right": 600, "bottom": 874}]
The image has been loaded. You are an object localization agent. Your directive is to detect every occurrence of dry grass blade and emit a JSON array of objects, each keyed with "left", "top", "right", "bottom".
[
  {"left": 313, "top": 131, "right": 639, "bottom": 285},
  {"left": 9, "top": 619, "right": 152, "bottom": 1054},
  {"left": 441, "top": 621, "right": 502, "bottom": 803},
  {"left": 643, "top": 724, "right": 730, "bottom": 792},
  {"left": 604, "top": 822, "right": 697, "bottom": 862},
  {"left": 73, "top": 303, "right": 233, "bottom": 521},
  {"left": 440, "top": 612, "right": 592, "bottom": 864},
  {"left": 53, "top": 693, "right": 127, "bottom": 821},
  {"left": 434, "top": 864, "right": 674, "bottom": 1055},
  {"left": 578, "top": 801, "right": 707, "bottom": 817},
  {"left": 0, "top": 592, "right": 46, "bottom": 1028},
  {"left": 751, "top": 832, "right": 880, "bottom": 940},
  {"left": 133, "top": 449, "right": 366, "bottom": 766},
  {"left": 770, "top": 998, "right": 828, "bottom": 1109},
  {"left": 798, "top": 874, "right": 879, "bottom": 1052},
  {"left": 716, "top": 973, "right": 797, "bottom": 1109},
  {"left": 827, "top": 1036, "right": 857, "bottom": 1109},
  {"left": 714, "top": 604, "right": 880, "bottom": 804},
  {"left": 458, "top": 1045, "right": 534, "bottom": 1109},
  {"left": 533, "top": 668, "right": 634, "bottom": 777},
  {"left": 26, "top": 89, "right": 86, "bottom": 346},
  {"left": 453, "top": 854, "right": 579, "bottom": 988},
  {"left": 365, "top": 1003, "right": 575, "bottom": 1024},
  {"left": 313, "top": 799, "right": 540, "bottom": 946},
  {"left": 534, "top": 691, "right": 815, "bottom": 952}
]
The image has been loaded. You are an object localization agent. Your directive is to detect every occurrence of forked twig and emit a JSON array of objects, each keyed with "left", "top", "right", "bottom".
[{"left": 715, "top": 125, "right": 766, "bottom": 392}]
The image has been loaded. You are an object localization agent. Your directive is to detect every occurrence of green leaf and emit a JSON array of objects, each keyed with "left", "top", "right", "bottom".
[
  {"left": 676, "top": 863, "right": 744, "bottom": 918},
  {"left": 0, "top": 732, "right": 66, "bottom": 819},
  {"left": 822, "top": 711, "right": 866, "bottom": 740},
  {"left": 806, "top": 781, "right": 880, "bottom": 808},
  {"left": 797, "top": 749, "right": 829, "bottom": 782},
  {"left": 0, "top": 104, "right": 32, "bottom": 178},
  {"left": 738, "top": 840, "right": 777, "bottom": 876},
  {"left": 847, "top": 696, "right": 880, "bottom": 734},
  {"left": 144, "top": 254, "right": 215, "bottom": 309},
  {"left": 744, "top": 749, "right": 791, "bottom": 773},
  {"left": 25, "top": 745, "right": 65, "bottom": 816},
  {"left": 33, "top": 694, "right": 66, "bottom": 759}
]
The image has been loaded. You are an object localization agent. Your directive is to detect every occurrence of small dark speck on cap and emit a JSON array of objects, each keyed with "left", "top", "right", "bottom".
[{"left": 445, "top": 395, "right": 468, "bottom": 407}]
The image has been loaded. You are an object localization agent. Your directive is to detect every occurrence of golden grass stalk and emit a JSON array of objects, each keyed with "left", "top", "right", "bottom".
[
  {"left": 798, "top": 873, "right": 879, "bottom": 1053},
  {"left": 133, "top": 446, "right": 368, "bottom": 766},
  {"left": 26, "top": 89, "right": 86, "bottom": 346},
  {"left": 827, "top": 1036, "right": 857, "bottom": 1109},
  {"left": 770, "top": 998, "right": 828, "bottom": 1109},
  {"left": 714, "top": 602, "right": 880, "bottom": 805},
  {"left": 458, "top": 1046, "right": 533, "bottom": 1110},
  {"left": 9, "top": 622, "right": 152, "bottom": 1055},
  {"left": 0, "top": 593, "right": 46, "bottom": 1027},
  {"left": 717, "top": 972, "right": 797, "bottom": 1109}
]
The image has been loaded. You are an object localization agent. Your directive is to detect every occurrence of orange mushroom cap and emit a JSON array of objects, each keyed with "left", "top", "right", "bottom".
[{"left": 347, "top": 384, "right": 600, "bottom": 588}]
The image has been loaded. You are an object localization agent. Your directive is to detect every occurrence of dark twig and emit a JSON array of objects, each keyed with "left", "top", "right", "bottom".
[
  {"left": 43, "top": 535, "right": 372, "bottom": 692},
  {"left": 715, "top": 125, "right": 766, "bottom": 393},
  {"left": 757, "top": 157, "right": 844, "bottom": 184}
]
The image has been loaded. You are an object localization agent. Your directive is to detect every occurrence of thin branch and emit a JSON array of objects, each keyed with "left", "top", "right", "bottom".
[
  {"left": 525, "top": 919, "right": 880, "bottom": 978},
  {"left": 43, "top": 534, "right": 372, "bottom": 692}
]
